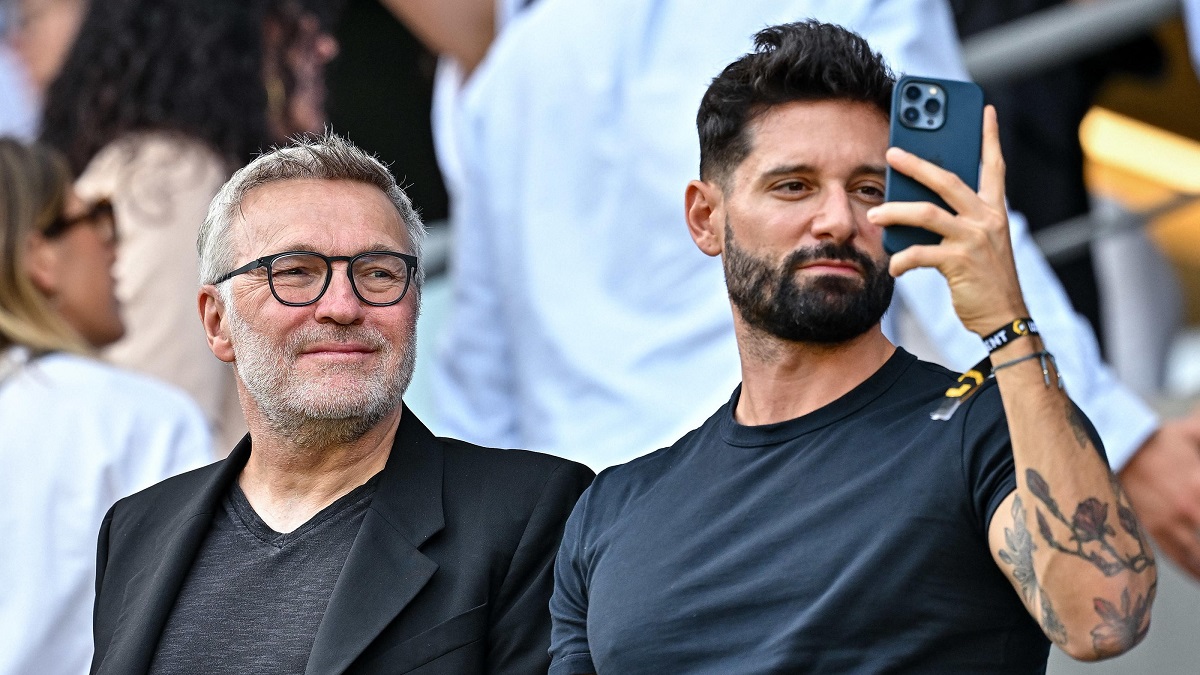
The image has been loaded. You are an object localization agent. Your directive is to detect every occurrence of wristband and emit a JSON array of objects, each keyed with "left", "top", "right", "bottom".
[{"left": 982, "top": 317, "right": 1038, "bottom": 353}]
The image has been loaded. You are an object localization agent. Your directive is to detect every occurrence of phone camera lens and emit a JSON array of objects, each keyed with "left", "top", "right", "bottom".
[
  {"left": 902, "top": 106, "right": 920, "bottom": 123},
  {"left": 904, "top": 85, "right": 922, "bottom": 101},
  {"left": 924, "top": 98, "right": 942, "bottom": 115}
]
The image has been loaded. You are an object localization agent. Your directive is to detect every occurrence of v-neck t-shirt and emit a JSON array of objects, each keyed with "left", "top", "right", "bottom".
[{"left": 149, "top": 476, "right": 378, "bottom": 674}]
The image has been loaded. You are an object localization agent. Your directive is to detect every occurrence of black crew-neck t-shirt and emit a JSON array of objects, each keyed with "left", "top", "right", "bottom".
[{"left": 551, "top": 349, "right": 1055, "bottom": 674}]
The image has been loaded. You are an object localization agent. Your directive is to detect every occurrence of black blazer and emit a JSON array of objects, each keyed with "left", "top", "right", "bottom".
[{"left": 91, "top": 408, "right": 594, "bottom": 674}]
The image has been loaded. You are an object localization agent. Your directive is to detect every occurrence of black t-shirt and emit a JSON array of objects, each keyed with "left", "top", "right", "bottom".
[
  {"left": 551, "top": 349, "right": 1050, "bottom": 674},
  {"left": 148, "top": 476, "right": 378, "bottom": 674}
]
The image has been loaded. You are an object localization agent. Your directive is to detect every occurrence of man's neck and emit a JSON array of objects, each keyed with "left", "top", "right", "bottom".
[
  {"left": 733, "top": 320, "right": 896, "bottom": 427},
  {"left": 237, "top": 406, "right": 402, "bottom": 533}
]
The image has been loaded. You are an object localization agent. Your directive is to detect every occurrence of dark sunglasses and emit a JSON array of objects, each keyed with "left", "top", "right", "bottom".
[{"left": 44, "top": 199, "right": 117, "bottom": 244}]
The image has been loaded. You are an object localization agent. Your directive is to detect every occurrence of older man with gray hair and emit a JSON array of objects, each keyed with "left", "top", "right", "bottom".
[{"left": 89, "top": 132, "right": 593, "bottom": 675}]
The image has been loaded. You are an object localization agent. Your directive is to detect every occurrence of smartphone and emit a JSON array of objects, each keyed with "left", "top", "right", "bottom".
[{"left": 882, "top": 75, "right": 985, "bottom": 254}]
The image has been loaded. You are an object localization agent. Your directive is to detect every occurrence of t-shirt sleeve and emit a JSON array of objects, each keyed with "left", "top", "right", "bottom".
[
  {"left": 961, "top": 385, "right": 1019, "bottom": 534},
  {"left": 960, "top": 384, "right": 1109, "bottom": 534},
  {"left": 549, "top": 489, "right": 596, "bottom": 675}
]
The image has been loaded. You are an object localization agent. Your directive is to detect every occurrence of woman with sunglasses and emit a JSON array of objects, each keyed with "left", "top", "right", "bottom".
[{"left": 0, "top": 138, "right": 211, "bottom": 674}]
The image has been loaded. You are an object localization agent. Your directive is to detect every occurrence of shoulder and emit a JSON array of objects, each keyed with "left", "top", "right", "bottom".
[
  {"left": 437, "top": 437, "right": 595, "bottom": 503},
  {"left": 894, "top": 351, "right": 1012, "bottom": 437},
  {"left": 430, "top": 439, "right": 595, "bottom": 558},
  {"left": 570, "top": 422, "right": 707, "bottom": 531},
  {"left": 16, "top": 353, "right": 207, "bottom": 429},
  {"left": 105, "top": 457, "right": 225, "bottom": 536}
]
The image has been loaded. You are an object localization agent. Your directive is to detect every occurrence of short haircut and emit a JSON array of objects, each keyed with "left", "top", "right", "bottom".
[
  {"left": 198, "top": 131, "right": 426, "bottom": 290},
  {"left": 697, "top": 20, "right": 895, "bottom": 184}
]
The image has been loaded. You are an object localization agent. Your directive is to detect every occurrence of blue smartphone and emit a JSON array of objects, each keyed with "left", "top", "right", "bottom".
[{"left": 882, "top": 75, "right": 985, "bottom": 254}]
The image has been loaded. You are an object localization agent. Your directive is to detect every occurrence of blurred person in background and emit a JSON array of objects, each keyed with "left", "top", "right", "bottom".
[
  {"left": 388, "top": 0, "right": 1200, "bottom": 582},
  {"left": 39, "top": 0, "right": 339, "bottom": 452},
  {"left": 0, "top": 0, "right": 86, "bottom": 137},
  {"left": 0, "top": 138, "right": 210, "bottom": 675}
]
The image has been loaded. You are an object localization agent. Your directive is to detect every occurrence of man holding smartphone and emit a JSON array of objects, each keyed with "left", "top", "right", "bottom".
[{"left": 549, "top": 21, "right": 1156, "bottom": 673}]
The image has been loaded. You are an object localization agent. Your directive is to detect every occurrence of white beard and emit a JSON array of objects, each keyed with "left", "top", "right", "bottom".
[{"left": 225, "top": 298, "right": 416, "bottom": 445}]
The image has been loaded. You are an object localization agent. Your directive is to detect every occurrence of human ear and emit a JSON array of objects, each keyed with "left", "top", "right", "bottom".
[
  {"left": 684, "top": 179, "right": 724, "bottom": 257},
  {"left": 24, "top": 233, "right": 62, "bottom": 296},
  {"left": 199, "top": 286, "right": 235, "bottom": 363}
]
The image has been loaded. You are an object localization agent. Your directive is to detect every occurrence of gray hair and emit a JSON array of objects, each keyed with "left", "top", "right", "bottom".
[{"left": 197, "top": 131, "right": 426, "bottom": 290}]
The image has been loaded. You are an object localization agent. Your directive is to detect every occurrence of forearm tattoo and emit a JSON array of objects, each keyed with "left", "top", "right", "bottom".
[
  {"left": 1090, "top": 584, "right": 1155, "bottom": 655},
  {"left": 1025, "top": 469, "right": 1153, "bottom": 575},
  {"left": 998, "top": 495, "right": 1068, "bottom": 645},
  {"left": 1064, "top": 399, "right": 1091, "bottom": 449},
  {"left": 1003, "top": 468, "right": 1156, "bottom": 654}
]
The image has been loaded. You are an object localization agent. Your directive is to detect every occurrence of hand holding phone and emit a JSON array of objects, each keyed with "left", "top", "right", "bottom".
[{"left": 882, "top": 76, "right": 984, "bottom": 254}]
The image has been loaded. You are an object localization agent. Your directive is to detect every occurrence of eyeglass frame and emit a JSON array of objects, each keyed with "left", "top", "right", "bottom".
[
  {"left": 213, "top": 250, "right": 419, "bottom": 307},
  {"left": 44, "top": 198, "right": 117, "bottom": 244}
]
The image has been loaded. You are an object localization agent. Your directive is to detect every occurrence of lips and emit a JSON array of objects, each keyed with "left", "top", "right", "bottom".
[
  {"left": 797, "top": 259, "right": 864, "bottom": 276},
  {"left": 300, "top": 342, "right": 374, "bottom": 355}
]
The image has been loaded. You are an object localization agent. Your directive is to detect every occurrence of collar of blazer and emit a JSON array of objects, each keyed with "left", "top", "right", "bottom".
[{"left": 95, "top": 405, "right": 446, "bottom": 675}]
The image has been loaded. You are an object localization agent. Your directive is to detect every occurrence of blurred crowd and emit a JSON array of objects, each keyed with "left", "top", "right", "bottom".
[{"left": 1, "top": 0, "right": 1198, "bottom": 672}]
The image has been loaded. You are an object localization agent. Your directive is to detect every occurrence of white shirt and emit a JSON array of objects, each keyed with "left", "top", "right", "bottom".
[
  {"left": 0, "top": 348, "right": 211, "bottom": 675},
  {"left": 0, "top": 45, "right": 37, "bottom": 140},
  {"left": 433, "top": 0, "right": 1158, "bottom": 471}
]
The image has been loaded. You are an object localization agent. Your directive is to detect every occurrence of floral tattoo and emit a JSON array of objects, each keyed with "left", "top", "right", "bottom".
[
  {"left": 998, "top": 495, "right": 1068, "bottom": 645},
  {"left": 1025, "top": 469, "right": 1153, "bottom": 576},
  {"left": 1091, "top": 584, "right": 1155, "bottom": 654}
]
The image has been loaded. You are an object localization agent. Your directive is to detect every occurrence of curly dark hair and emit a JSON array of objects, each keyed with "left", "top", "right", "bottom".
[
  {"left": 39, "top": 0, "right": 278, "bottom": 174},
  {"left": 697, "top": 20, "right": 895, "bottom": 184}
]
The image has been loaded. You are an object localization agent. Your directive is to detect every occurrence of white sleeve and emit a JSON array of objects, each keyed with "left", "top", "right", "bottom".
[
  {"left": 894, "top": 211, "right": 1159, "bottom": 470},
  {"left": 855, "top": 0, "right": 971, "bottom": 80},
  {"left": 430, "top": 99, "right": 521, "bottom": 449},
  {"left": 114, "top": 391, "right": 213, "bottom": 500}
]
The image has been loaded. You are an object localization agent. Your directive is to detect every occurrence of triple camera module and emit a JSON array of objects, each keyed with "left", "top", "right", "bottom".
[{"left": 899, "top": 82, "right": 946, "bottom": 131}]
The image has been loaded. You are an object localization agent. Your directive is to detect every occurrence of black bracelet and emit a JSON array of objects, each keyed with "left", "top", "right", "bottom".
[{"left": 982, "top": 317, "right": 1039, "bottom": 353}]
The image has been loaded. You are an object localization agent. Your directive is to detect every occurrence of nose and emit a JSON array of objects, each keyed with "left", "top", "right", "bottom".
[
  {"left": 809, "top": 187, "right": 858, "bottom": 243},
  {"left": 312, "top": 261, "right": 364, "bottom": 325}
]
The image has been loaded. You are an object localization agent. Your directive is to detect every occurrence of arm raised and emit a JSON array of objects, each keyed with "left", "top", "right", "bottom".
[{"left": 869, "top": 106, "right": 1157, "bottom": 659}]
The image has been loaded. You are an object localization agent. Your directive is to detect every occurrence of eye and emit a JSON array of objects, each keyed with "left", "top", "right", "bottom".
[
  {"left": 270, "top": 255, "right": 326, "bottom": 283},
  {"left": 361, "top": 266, "right": 400, "bottom": 281},
  {"left": 855, "top": 183, "right": 886, "bottom": 202},
  {"left": 772, "top": 180, "right": 810, "bottom": 195}
]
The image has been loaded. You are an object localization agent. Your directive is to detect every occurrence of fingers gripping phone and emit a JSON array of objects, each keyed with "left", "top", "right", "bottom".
[{"left": 882, "top": 75, "right": 985, "bottom": 254}]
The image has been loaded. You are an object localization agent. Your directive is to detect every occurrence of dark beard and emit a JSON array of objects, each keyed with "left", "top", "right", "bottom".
[{"left": 723, "top": 220, "right": 894, "bottom": 344}]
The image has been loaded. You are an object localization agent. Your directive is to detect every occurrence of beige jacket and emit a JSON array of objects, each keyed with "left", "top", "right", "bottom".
[{"left": 77, "top": 132, "right": 244, "bottom": 455}]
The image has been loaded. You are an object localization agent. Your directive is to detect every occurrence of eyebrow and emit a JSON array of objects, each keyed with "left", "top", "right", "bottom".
[
  {"left": 760, "top": 163, "right": 887, "bottom": 180},
  {"left": 265, "top": 242, "right": 407, "bottom": 255}
]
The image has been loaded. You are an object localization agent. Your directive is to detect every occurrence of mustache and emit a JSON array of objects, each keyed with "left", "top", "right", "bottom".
[
  {"left": 783, "top": 242, "right": 880, "bottom": 271},
  {"left": 284, "top": 324, "right": 390, "bottom": 354}
]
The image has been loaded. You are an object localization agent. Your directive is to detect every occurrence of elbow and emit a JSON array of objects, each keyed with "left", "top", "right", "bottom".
[{"left": 1059, "top": 571, "right": 1158, "bottom": 662}]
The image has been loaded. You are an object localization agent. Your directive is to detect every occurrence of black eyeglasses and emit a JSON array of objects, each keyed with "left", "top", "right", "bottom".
[
  {"left": 214, "top": 250, "right": 418, "bottom": 307},
  {"left": 45, "top": 199, "right": 117, "bottom": 244}
]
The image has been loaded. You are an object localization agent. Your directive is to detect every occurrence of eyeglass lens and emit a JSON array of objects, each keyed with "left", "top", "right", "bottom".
[
  {"left": 48, "top": 200, "right": 117, "bottom": 244},
  {"left": 91, "top": 202, "right": 117, "bottom": 245},
  {"left": 268, "top": 252, "right": 411, "bottom": 305}
]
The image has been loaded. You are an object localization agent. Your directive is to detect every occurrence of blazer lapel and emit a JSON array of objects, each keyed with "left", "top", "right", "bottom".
[
  {"left": 306, "top": 408, "right": 446, "bottom": 675},
  {"left": 96, "top": 439, "right": 249, "bottom": 674}
]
